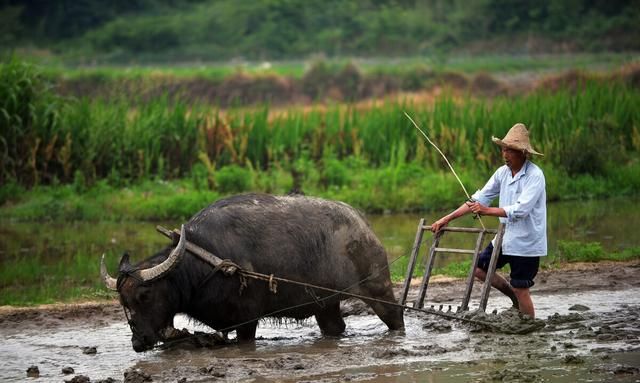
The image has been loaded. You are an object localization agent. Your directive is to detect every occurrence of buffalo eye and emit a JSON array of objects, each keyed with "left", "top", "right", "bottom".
[{"left": 136, "top": 288, "right": 152, "bottom": 304}]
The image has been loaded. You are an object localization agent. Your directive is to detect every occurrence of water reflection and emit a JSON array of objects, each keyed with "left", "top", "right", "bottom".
[
  {"left": 0, "top": 197, "right": 638, "bottom": 291},
  {"left": 368, "top": 196, "right": 640, "bottom": 263}
]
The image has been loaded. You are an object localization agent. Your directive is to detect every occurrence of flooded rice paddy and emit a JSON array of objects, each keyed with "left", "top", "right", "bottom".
[
  {"left": 1, "top": 197, "right": 639, "bottom": 381},
  {"left": 1, "top": 286, "right": 639, "bottom": 382}
]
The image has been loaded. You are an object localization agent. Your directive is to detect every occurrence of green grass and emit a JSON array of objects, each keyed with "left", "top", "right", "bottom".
[
  {"left": 0, "top": 253, "right": 113, "bottom": 305},
  {"left": 3, "top": 137, "right": 640, "bottom": 220},
  {"left": 28, "top": 52, "right": 640, "bottom": 79},
  {"left": 551, "top": 241, "right": 640, "bottom": 264},
  {"left": 436, "top": 52, "right": 639, "bottom": 73},
  {"left": 3, "top": 159, "right": 639, "bottom": 222}
]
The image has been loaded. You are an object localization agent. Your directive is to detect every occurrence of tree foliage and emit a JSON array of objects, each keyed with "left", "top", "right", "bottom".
[{"left": 3, "top": 0, "right": 639, "bottom": 60}]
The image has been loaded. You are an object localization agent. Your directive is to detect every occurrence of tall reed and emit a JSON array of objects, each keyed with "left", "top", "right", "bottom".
[
  {"left": 2, "top": 57, "right": 639, "bottom": 190},
  {"left": 0, "top": 57, "right": 61, "bottom": 186}
]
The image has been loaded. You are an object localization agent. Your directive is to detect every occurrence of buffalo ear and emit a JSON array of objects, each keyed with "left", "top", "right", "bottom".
[{"left": 118, "top": 252, "right": 133, "bottom": 273}]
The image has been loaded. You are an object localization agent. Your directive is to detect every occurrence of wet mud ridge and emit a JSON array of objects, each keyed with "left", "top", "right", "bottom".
[{"left": 1, "top": 261, "right": 639, "bottom": 382}]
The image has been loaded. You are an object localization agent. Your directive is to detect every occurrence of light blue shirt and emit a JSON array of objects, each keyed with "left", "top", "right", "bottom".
[{"left": 471, "top": 160, "right": 547, "bottom": 257}]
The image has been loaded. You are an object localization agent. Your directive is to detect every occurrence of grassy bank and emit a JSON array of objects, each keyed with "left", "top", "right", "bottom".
[
  {"left": 2, "top": 158, "right": 640, "bottom": 221},
  {"left": 2, "top": 57, "right": 640, "bottom": 218}
]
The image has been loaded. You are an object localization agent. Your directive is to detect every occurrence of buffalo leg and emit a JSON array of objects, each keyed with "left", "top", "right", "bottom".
[
  {"left": 315, "top": 301, "right": 346, "bottom": 336},
  {"left": 235, "top": 321, "right": 258, "bottom": 342}
]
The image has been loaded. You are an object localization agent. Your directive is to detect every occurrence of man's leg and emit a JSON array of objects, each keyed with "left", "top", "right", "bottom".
[
  {"left": 509, "top": 256, "right": 540, "bottom": 319},
  {"left": 474, "top": 267, "right": 519, "bottom": 307},
  {"left": 475, "top": 243, "right": 519, "bottom": 307},
  {"left": 513, "top": 287, "right": 534, "bottom": 318}
]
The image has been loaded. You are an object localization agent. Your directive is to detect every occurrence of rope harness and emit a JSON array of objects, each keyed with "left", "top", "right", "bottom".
[{"left": 116, "top": 272, "right": 147, "bottom": 347}]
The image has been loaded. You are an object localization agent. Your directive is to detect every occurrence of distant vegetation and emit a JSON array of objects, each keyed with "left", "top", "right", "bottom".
[
  {"left": 33, "top": 53, "right": 638, "bottom": 108},
  {"left": 3, "top": 0, "right": 640, "bottom": 63}
]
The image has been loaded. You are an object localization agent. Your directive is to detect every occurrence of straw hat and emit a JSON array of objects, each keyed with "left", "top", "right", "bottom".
[{"left": 492, "top": 123, "right": 543, "bottom": 156}]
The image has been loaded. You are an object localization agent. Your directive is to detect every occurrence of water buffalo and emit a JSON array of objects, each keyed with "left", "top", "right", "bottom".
[{"left": 101, "top": 193, "right": 404, "bottom": 351}]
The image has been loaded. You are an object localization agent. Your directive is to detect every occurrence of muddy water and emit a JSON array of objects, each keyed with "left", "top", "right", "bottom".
[{"left": 1, "top": 288, "right": 639, "bottom": 382}]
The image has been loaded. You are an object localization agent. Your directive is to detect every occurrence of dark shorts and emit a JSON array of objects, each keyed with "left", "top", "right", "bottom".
[{"left": 477, "top": 242, "right": 540, "bottom": 289}]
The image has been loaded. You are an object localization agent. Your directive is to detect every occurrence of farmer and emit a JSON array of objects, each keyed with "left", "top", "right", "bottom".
[{"left": 430, "top": 123, "right": 546, "bottom": 319}]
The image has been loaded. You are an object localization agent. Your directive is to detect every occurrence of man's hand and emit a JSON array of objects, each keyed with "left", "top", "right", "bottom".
[
  {"left": 430, "top": 199, "right": 489, "bottom": 233},
  {"left": 466, "top": 200, "right": 487, "bottom": 215},
  {"left": 430, "top": 217, "right": 450, "bottom": 233}
]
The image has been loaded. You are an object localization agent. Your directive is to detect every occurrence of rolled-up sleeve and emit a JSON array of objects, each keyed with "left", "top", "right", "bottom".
[
  {"left": 471, "top": 169, "right": 502, "bottom": 206},
  {"left": 502, "top": 172, "right": 545, "bottom": 222}
]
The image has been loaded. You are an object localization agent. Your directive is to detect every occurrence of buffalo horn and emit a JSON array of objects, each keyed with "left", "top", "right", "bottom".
[
  {"left": 100, "top": 254, "right": 118, "bottom": 291},
  {"left": 138, "top": 225, "right": 186, "bottom": 282}
]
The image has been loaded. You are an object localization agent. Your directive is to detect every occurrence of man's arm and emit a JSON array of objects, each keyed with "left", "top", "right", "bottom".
[
  {"left": 467, "top": 201, "right": 507, "bottom": 218},
  {"left": 430, "top": 202, "right": 474, "bottom": 232},
  {"left": 431, "top": 168, "right": 504, "bottom": 232}
]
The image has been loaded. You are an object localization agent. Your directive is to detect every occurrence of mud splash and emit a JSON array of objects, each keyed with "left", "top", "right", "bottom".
[{"left": 459, "top": 306, "right": 547, "bottom": 334}]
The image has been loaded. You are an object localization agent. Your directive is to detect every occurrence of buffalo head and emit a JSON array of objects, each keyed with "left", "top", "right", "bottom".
[{"left": 101, "top": 225, "right": 186, "bottom": 352}]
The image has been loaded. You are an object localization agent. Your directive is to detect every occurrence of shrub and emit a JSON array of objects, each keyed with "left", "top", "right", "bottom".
[
  {"left": 72, "top": 170, "right": 87, "bottom": 193},
  {"left": 559, "top": 119, "right": 623, "bottom": 176},
  {"left": 0, "top": 181, "right": 25, "bottom": 205},
  {"left": 190, "top": 163, "right": 209, "bottom": 191},
  {"left": 322, "top": 157, "right": 348, "bottom": 187},
  {"left": 335, "top": 62, "right": 362, "bottom": 101},
  {"left": 301, "top": 60, "right": 333, "bottom": 100},
  {"left": 400, "top": 66, "right": 436, "bottom": 91},
  {"left": 215, "top": 165, "right": 252, "bottom": 194},
  {"left": 557, "top": 240, "right": 605, "bottom": 262}
]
